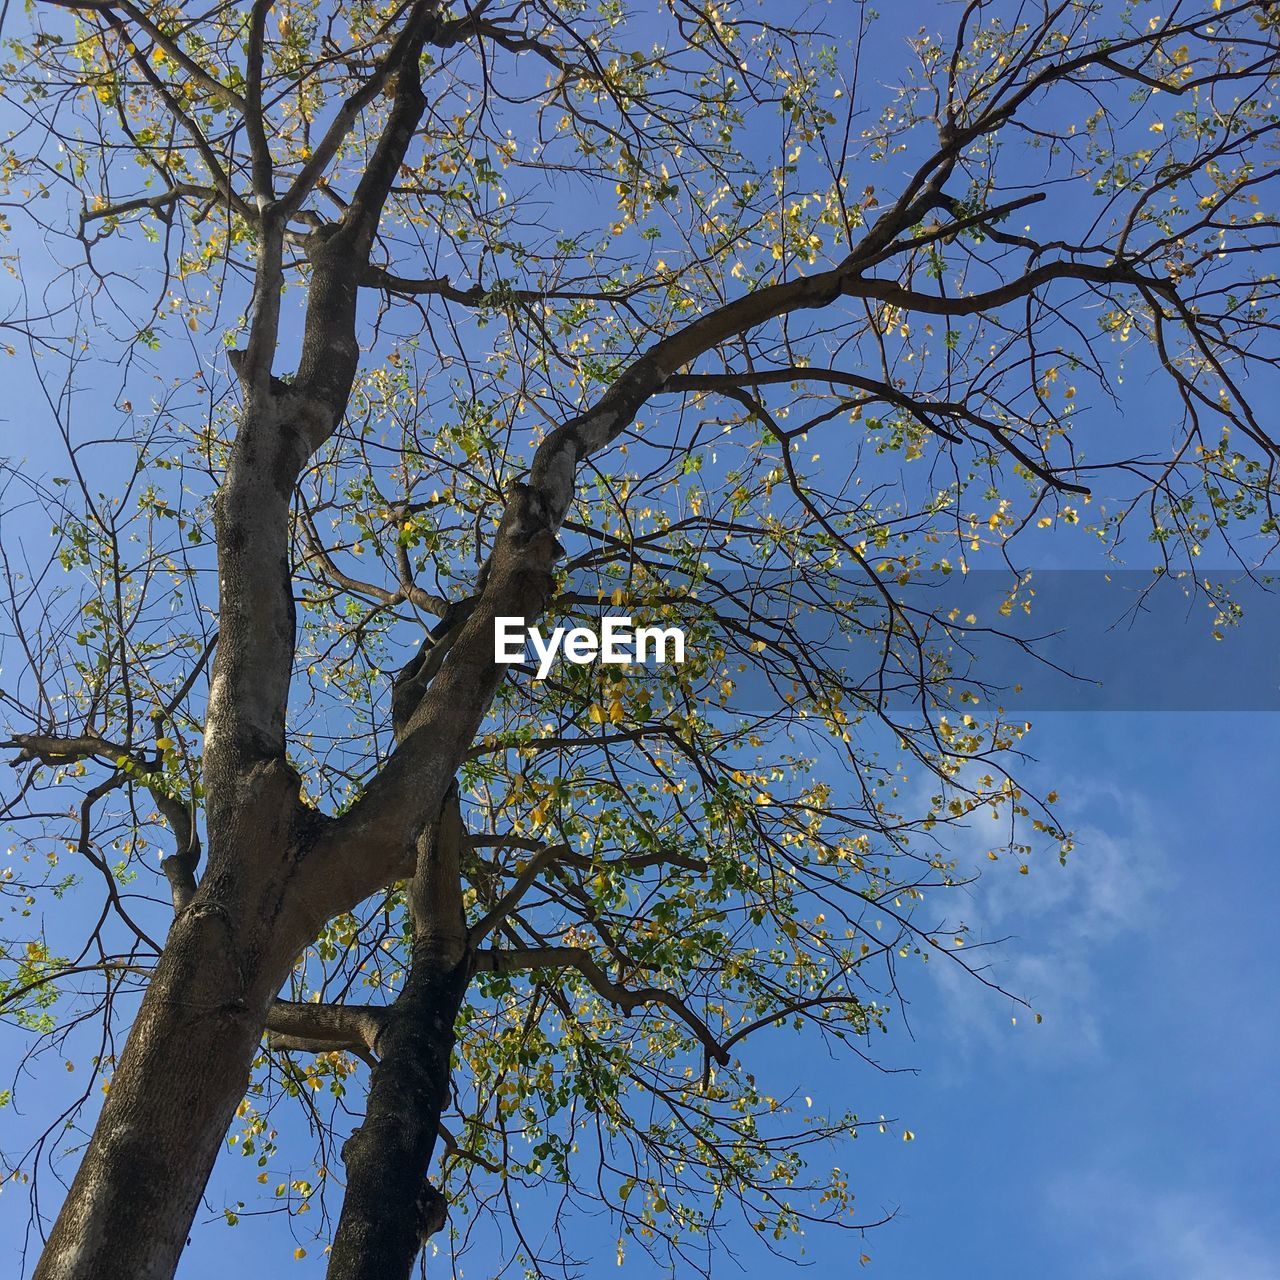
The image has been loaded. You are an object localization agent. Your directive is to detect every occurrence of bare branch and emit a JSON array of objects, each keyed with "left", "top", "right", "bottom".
[
  {"left": 266, "top": 1000, "right": 388, "bottom": 1066},
  {"left": 468, "top": 843, "right": 569, "bottom": 944}
]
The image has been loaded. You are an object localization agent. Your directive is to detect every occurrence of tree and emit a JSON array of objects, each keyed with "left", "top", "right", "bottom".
[{"left": 0, "top": 0, "right": 1277, "bottom": 1276}]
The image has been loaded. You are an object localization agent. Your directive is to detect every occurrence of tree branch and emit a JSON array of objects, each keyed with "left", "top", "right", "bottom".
[
  {"left": 279, "top": 1, "right": 443, "bottom": 223},
  {"left": 360, "top": 264, "right": 649, "bottom": 306},
  {"left": 468, "top": 843, "right": 569, "bottom": 944},
  {"left": 266, "top": 1000, "right": 388, "bottom": 1066},
  {"left": 474, "top": 946, "right": 729, "bottom": 1065},
  {"left": 244, "top": 0, "right": 277, "bottom": 206},
  {"left": 80, "top": 184, "right": 219, "bottom": 228},
  {"left": 468, "top": 834, "right": 706, "bottom": 874},
  {"left": 5, "top": 731, "right": 202, "bottom": 909},
  {"left": 114, "top": 0, "right": 249, "bottom": 113}
]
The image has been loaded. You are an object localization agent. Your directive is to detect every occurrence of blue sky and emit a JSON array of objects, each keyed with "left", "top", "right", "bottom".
[
  {"left": 3, "top": 1, "right": 1280, "bottom": 1277},
  {"left": 843, "top": 712, "right": 1280, "bottom": 1279}
]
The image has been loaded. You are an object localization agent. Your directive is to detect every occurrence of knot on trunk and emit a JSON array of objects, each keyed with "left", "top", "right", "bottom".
[
  {"left": 484, "top": 484, "right": 562, "bottom": 623},
  {"left": 416, "top": 1181, "right": 448, "bottom": 1243},
  {"left": 497, "top": 482, "right": 564, "bottom": 561},
  {"left": 235, "top": 754, "right": 305, "bottom": 811}
]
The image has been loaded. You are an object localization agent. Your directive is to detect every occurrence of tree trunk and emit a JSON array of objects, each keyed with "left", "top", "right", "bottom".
[
  {"left": 35, "top": 763, "right": 318, "bottom": 1280},
  {"left": 34, "top": 913, "right": 273, "bottom": 1278},
  {"left": 324, "top": 953, "right": 469, "bottom": 1280},
  {"left": 326, "top": 790, "right": 470, "bottom": 1280}
]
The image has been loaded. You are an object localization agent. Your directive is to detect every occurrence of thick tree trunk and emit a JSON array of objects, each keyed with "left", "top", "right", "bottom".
[
  {"left": 35, "top": 763, "right": 320, "bottom": 1280},
  {"left": 31, "top": 14, "right": 451, "bottom": 1274},
  {"left": 33, "top": 925, "right": 273, "bottom": 1279}
]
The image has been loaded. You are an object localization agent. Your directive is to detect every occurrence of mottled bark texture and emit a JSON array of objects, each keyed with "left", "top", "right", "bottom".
[
  {"left": 33, "top": 760, "right": 326, "bottom": 1280},
  {"left": 34, "top": 6, "right": 449, "bottom": 1274}
]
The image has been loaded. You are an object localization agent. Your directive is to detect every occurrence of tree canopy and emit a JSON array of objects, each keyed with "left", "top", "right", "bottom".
[{"left": 0, "top": 1, "right": 1277, "bottom": 1277}]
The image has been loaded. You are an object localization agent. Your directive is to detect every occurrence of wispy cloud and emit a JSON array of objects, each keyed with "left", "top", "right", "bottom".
[
  {"left": 1047, "top": 1174, "right": 1280, "bottom": 1280},
  {"left": 921, "top": 774, "right": 1167, "bottom": 1059}
]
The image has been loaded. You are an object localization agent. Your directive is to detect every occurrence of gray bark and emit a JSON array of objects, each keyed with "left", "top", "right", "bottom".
[{"left": 34, "top": 760, "right": 324, "bottom": 1280}]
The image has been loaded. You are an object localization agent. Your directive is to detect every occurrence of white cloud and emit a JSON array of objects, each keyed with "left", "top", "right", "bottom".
[
  {"left": 920, "top": 773, "right": 1168, "bottom": 1059},
  {"left": 1048, "top": 1175, "right": 1280, "bottom": 1280}
]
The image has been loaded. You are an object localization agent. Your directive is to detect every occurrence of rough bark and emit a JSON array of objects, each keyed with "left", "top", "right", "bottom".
[
  {"left": 324, "top": 958, "right": 468, "bottom": 1280},
  {"left": 34, "top": 389, "right": 331, "bottom": 1280},
  {"left": 33, "top": 760, "right": 326, "bottom": 1280},
  {"left": 33, "top": 9, "right": 445, "bottom": 1274},
  {"left": 32, "top": 937, "right": 267, "bottom": 1280},
  {"left": 325, "top": 791, "right": 470, "bottom": 1280}
]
